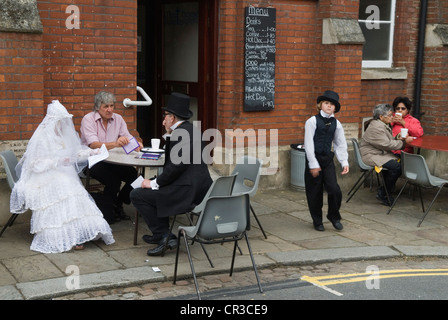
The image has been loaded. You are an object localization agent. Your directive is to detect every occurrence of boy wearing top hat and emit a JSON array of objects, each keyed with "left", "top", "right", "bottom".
[
  {"left": 130, "top": 92, "right": 212, "bottom": 256},
  {"left": 304, "top": 90, "right": 349, "bottom": 231}
]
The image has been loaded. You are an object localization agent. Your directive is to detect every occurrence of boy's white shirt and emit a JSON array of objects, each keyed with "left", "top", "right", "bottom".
[{"left": 304, "top": 110, "right": 349, "bottom": 170}]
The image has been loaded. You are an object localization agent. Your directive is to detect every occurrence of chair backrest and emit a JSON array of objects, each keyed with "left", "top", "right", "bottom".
[
  {"left": 351, "top": 138, "right": 373, "bottom": 171},
  {"left": 401, "top": 151, "right": 433, "bottom": 186},
  {"left": 231, "top": 156, "right": 262, "bottom": 197},
  {"left": 0, "top": 150, "right": 19, "bottom": 190},
  {"left": 191, "top": 173, "right": 237, "bottom": 214},
  {"left": 196, "top": 194, "right": 250, "bottom": 240}
]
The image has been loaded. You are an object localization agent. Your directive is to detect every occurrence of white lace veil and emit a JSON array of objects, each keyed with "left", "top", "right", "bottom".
[{"left": 15, "top": 100, "right": 89, "bottom": 178}]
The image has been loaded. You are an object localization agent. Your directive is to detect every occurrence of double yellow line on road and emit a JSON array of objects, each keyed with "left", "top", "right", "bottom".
[{"left": 301, "top": 269, "right": 448, "bottom": 287}]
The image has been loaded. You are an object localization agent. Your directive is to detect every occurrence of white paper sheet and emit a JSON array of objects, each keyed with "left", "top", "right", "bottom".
[
  {"left": 88, "top": 144, "right": 109, "bottom": 168},
  {"left": 131, "top": 175, "right": 145, "bottom": 189}
]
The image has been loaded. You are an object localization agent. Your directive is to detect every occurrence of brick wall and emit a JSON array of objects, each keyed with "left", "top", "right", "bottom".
[
  {"left": 2, "top": 0, "right": 447, "bottom": 146},
  {"left": 0, "top": 0, "right": 139, "bottom": 142},
  {"left": 0, "top": 32, "right": 44, "bottom": 141},
  {"left": 419, "top": 1, "right": 448, "bottom": 135},
  {"left": 217, "top": 0, "right": 364, "bottom": 146}
]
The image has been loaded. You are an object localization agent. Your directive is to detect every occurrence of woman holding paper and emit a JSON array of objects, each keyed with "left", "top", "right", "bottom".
[
  {"left": 10, "top": 100, "right": 114, "bottom": 253},
  {"left": 80, "top": 91, "right": 143, "bottom": 222}
]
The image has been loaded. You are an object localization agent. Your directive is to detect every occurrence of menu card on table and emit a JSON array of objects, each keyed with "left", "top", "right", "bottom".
[{"left": 122, "top": 137, "right": 140, "bottom": 154}]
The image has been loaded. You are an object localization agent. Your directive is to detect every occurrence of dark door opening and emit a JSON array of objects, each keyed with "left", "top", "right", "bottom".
[{"left": 137, "top": 0, "right": 218, "bottom": 146}]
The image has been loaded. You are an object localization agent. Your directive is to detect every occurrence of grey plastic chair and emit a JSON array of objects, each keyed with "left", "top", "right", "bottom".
[
  {"left": 387, "top": 151, "right": 448, "bottom": 227},
  {"left": 0, "top": 150, "right": 21, "bottom": 237},
  {"left": 190, "top": 173, "right": 237, "bottom": 216},
  {"left": 346, "top": 138, "right": 390, "bottom": 205},
  {"left": 173, "top": 193, "right": 263, "bottom": 300},
  {"left": 161, "top": 173, "right": 237, "bottom": 260},
  {"left": 231, "top": 156, "right": 267, "bottom": 238}
]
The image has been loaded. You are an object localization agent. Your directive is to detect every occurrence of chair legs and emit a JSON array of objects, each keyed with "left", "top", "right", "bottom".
[
  {"left": 387, "top": 181, "right": 446, "bottom": 227},
  {"left": 346, "top": 169, "right": 373, "bottom": 203},
  {"left": 0, "top": 214, "right": 20, "bottom": 238},
  {"left": 250, "top": 204, "right": 267, "bottom": 239},
  {"left": 417, "top": 185, "right": 445, "bottom": 227},
  {"left": 386, "top": 180, "right": 408, "bottom": 215},
  {"left": 173, "top": 229, "right": 202, "bottom": 299},
  {"left": 133, "top": 210, "right": 139, "bottom": 245},
  {"left": 174, "top": 231, "right": 263, "bottom": 300},
  {"left": 163, "top": 216, "right": 213, "bottom": 267},
  {"left": 346, "top": 169, "right": 391, "bottom": 206}
]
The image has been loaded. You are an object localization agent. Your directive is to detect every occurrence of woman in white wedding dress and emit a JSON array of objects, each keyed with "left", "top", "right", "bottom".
[{"left": 10, "top": 100, "right": 115, "bottom": 253}]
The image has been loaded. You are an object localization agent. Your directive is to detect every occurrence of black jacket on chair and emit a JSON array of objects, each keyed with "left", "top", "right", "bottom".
[{"left": 155, "top": 121, "right": 212, "bottom": 218}]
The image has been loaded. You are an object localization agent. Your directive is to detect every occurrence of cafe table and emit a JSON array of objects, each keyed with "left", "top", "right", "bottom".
[
  {"left": 408, "top": 135, "right": 448, "bottom": 153},
  {"left": 104, "top": 148, "right": 165, "bottom": 245}
]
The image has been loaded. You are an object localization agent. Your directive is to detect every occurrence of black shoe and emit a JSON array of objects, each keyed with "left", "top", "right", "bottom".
[
  {"left": 142, "top": 233, "right": 176, "bottom": 244},
  {"left": 147, "top": 234, "right": 177, "bottom": 256},
  {"left": 142, "top": 234, "right": 163, "bottom": 244},
  {"left": 328, "top": 218, "right": 343, "bottom": 230},
  {"left": 114, "top": 203, "right": 130, "bottom": 220},
  {"left": 314, "top": 224, "right": 325, "bottom": 231},
  {"left": 376, "top": 193, "right": 394, "bottom": 206}
]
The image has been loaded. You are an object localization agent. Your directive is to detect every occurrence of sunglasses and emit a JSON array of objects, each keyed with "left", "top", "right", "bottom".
[{"left": 395, "top": 107, "right": 407, "bottom": 111}]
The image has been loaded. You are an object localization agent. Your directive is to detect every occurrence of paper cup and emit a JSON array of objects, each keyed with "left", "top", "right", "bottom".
[
  {"left": 400, "top": 128, "right": 408, "bottom": 138},
  {"left": 395, "top": 112, "right": 402, "bottom": 117},
  {"left": 151, "top": 138, "right": 160, "bottom": 150}
]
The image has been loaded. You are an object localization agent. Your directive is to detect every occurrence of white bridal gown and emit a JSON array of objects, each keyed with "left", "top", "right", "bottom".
[{"left": 10, "top": 100, "right": 115, "bottom": 253}]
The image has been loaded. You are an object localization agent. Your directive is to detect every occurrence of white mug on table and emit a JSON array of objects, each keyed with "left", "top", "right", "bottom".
[
  {"left": 400, "top": 128, "right": 408, "bottom": 138},
  {"left": 151, "top": 138, "right": 160, "bottom": 150}
]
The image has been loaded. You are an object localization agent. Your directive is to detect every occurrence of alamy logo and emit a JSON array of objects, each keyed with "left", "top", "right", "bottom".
[
  {"left": 364, "top": 5, "right": 380, "bottom": 30},
  {"left": 66, "top": 5, "right": 80, "bottom": 29},
  {"left": 65, "top": 265, "right": 80, "bottom": 290},
  {"left": 365, "top": 265, "right": 380, "bottom": 289}
]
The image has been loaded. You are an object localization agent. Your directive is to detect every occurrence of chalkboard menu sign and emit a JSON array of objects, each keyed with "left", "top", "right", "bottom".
[{"left": 244, "top": 6, "right": 276, "bottom": 112}]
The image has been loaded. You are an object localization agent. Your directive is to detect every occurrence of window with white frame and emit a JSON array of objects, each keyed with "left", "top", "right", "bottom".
[{"left": 358, "top": 0, "right": 396, "bottom": 68}]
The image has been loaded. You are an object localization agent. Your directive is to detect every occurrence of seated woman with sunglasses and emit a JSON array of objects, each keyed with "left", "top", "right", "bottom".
[{"left": 391, "top": 96, "right": 424, "bottom": 155}]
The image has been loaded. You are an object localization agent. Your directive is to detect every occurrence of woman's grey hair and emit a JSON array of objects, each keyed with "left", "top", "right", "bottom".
[
  {"left": 94, "top": 91, "right": 116, "bottom": 111},
  {"left": 372, "top": 103, "right": 393, "bottom": 120}
]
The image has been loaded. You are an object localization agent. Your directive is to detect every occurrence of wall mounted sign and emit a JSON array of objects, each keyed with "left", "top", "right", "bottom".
[{"left": 244, "top": 6, "right": 276, "bottom": 112}]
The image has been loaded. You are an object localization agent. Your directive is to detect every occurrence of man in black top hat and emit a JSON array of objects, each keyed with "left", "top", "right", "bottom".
[{"left": 130, "top": 92, "right": 213, "bottom": 256}]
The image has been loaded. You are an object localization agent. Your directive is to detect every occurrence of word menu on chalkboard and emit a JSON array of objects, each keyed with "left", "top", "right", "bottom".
[{"left": 244, "top": 6, "right": 276, "bottom": 112}]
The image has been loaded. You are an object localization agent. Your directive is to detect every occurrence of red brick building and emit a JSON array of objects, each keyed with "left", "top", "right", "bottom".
[{"left": 1, "top": 0, "right": 448, "bottom": 202}]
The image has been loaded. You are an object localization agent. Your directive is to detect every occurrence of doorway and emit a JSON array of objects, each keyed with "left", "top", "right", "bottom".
[{"left": 137, "top": 0, "right": 218, "bottom": 146}]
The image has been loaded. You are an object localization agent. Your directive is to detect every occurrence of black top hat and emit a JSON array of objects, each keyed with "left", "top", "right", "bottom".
[
  {"left": 162, "top": 92, "right": 193, "bottom": 119},
  {"left": 317, "top": 90, "right": 341, "bottom": 113}
]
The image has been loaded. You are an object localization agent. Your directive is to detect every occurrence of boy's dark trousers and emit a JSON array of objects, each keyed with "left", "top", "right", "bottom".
[{"left": 304, "top": 152, "right": 342, "bottom": 227}]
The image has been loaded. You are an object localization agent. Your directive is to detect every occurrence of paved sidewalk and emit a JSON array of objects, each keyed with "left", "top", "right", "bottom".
[{"left": 1, "top": 183, "right": 448, "bottom": 300}]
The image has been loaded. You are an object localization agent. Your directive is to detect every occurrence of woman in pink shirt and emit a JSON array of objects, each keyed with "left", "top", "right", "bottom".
[{"left": 391, "top": 96, "right": 424, "bottom": 155}]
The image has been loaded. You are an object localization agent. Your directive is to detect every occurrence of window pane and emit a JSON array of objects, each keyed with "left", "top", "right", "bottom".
[
  {"left": 359, "top": 0, "right": 391, "bottom": 21},
  {"left": 359, "top": 22, "right": 391, "bottom": 61}
]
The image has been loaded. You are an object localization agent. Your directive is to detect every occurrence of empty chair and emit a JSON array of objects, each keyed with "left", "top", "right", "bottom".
[
  {"left": 173, "top": 193, "right": 263, "bottom": 300},
  {"left": 189, "top": 173, "right": 237, "bottom": 217},
  {"left": 346, "top": 138, "right": 390, "bottom": 204},
  {"left": 161, "top": 173, "right": 238, "bottom": 260},
  {"left": 0, "top": 150, "right": 21, "bottom": 237},
  {"left": 231, "top": 156, "right": 267, "bottom": 238},
  {"left": 387, "top": 151, "right": 448, "bottom": 227}
]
